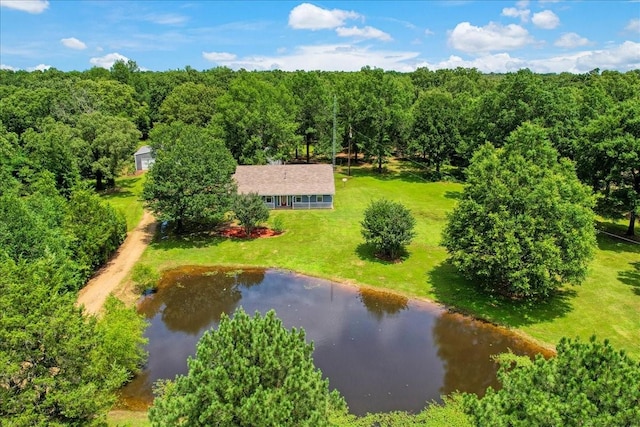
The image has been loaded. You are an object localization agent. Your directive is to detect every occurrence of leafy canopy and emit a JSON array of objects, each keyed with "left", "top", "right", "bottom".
[
  {"left": 443, "top": 123, "right": 596, "bottom": 300},
  {"left": 361, "top": 199, "right": 416, "bottom": 260},
  {"left": 149, "top": 308, "right": 343, "bottom": 427},
  {"left": 463, "top": 336, "right": 640, "bottom": 426},
  {"left": 143, "top": 122, "right": 237, "bottom": 231}
]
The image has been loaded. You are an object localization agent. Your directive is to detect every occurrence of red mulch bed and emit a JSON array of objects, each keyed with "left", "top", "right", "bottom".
[{"left": 217, "top": 226, "right": 282, "bottom": 239}]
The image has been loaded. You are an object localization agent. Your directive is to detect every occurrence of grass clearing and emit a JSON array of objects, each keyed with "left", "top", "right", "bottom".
[
  {"left": 102, "top": 174, "right": 146, "bottom": 231},
  {"left": 136, "top": 163, "right": 640, "bottom": 359}
]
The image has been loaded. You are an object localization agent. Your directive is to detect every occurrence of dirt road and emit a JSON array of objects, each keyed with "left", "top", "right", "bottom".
[{"left": 76, "top": 211, "right": 157, "bottom": 315}]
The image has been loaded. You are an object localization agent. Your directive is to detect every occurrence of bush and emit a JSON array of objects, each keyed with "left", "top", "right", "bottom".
[
  {"left": 361, "top": 199, "right": 416, "bottom": 260},
  {"left": 131, "top": 264, "right": 160, "bottom": 294},
  {"left": 233, "top": 192, "right": 270, "bottom": 236}
]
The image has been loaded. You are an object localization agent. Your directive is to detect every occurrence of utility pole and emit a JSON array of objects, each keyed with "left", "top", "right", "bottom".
[
  {"left": 347, "top": 124, "right": 352, "bottom": 176},
  {"left": 332, "top": 94, "right": 336, "bottom": 169}
]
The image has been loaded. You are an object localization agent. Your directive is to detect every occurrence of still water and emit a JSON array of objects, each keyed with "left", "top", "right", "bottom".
[{"left": 119, "top": 267, "right": 550, "bottom": 415}]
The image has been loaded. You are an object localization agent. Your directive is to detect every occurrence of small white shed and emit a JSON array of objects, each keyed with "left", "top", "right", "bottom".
[{"left": 134, "top": 145, "right": 155, "bottom": 171}]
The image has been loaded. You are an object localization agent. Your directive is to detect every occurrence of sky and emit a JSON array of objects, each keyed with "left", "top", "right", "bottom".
[{"left": 1, "top": 0, "right": 639, "bottom": 74}]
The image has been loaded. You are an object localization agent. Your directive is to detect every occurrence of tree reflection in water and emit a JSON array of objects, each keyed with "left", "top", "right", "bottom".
[
  {"left": 138, "top": 267, "right": 265, "bottom": 334},
  {"left": 358, "top": 287, "right": 408, "bottom": 321}
]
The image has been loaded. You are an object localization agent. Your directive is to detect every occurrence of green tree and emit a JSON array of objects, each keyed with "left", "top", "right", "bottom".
[
  {"left": 0, "top": 256, "right": 129, "bottom": 426},
  {"left": 143, "top": 123, "right": 237, "bottom": 231},
  {"left": 21, "top": 118, "right": 81, "bottom": 194},
  {"left": 410, "top": 88, "right": 461, "bottom": 175},
  {"left": 579, "top": 98, "right": 639, "bottom": 235},
  {"left": 233, "top": 192, "right": 270, "bottom": 236},
  {"left": 356, "top": 68, "right": 413, "bottom": 172},
  {"left": 463, "top": 336, "right": 640, "bottom": 426},
  {"left": 75, "top": 112, "right": 141, "bottom": 190},
  {"left": 64, "top": 188, "right": 127, "bottom": 282},
  {"left": 149, "top": 308, "right": 343, "bottom": 427},
  {"left": 443, "top": 123, "right": 596, "bottom": 300},
  {"left": 361, "top": 199, "right": 416, "bottom": 260},
  {"left": 159, "top": 82, "right": 221, "bottom": 127},
  {"left": 213, "top": 72, "right": 300, "bottom": 164}
]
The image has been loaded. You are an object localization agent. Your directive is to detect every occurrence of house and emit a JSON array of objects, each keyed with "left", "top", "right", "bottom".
[
  {"left": 134, "top": 145, "right": 155, "bottom": 171},
  {"left": 234, "top": 164, "right": 335, "bottom": 209}
]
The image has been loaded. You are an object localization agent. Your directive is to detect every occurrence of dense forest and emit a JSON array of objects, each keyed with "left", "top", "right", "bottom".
[
  {"left": 2, "top": 63, "right": 638, "bottom": 233},
  {"left": 1, "top": 63, "right": 639, "bottom": 424}
]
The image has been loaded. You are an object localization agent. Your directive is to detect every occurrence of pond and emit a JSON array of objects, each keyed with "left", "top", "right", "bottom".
[{"left": 119, "top": 267, "right": 551, "bottom": 415}]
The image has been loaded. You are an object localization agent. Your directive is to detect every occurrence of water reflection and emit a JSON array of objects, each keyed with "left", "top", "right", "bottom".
[
  {"left": 358, "top": 287, "right": 408, "bottom": 321},
  {"left": 120, "top": 267, "right": 549, "bottom": 415}
]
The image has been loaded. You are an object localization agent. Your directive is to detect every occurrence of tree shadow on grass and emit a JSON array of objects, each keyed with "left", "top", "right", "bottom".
[
  {"left": 355, "top": 243, "right": 408, "bottom": 265},
  {"left": 596, "top": 232, "right": 640, "bottom": 254},
  {"left": 444, "top": 191, "right": 462, "bottom": 200},
  {"left": 150, "top": 223, "right": 224, "bottom": 250},
  {"left": 618, "top": 261, "right": 640, "bottom": 296},
  {"left": 427, "top": 261, "right": 575, "bottom": 328}
]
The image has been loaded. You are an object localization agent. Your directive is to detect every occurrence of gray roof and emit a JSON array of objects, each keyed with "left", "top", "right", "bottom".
[
  {"left": 234, "top": 164, "right": 335, "bottom": 196},
  {"left": 134, "top": 145, "right": 152, "bottom": 156}
]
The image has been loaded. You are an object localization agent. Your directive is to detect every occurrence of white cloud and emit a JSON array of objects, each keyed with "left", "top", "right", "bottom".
[
  {"left": 424, "top": 28, "right": 434, "bottom": 36},
  {"left": 573, "top": 41, "right": 640, "bottom": 72},
  {"left": 448, "top": 22, "right": 535, "bottom": 53},
  {"left": 89, "top": 52, "right": 129, "bottom": 69},
  {"left": 144, "top": 13, "right": 188, "bottom": 25},
  {"left": 201, "top": 44, "right": 419, "bottom": 72},
  {"left": 416, "top": 41, "right": 640, "bottom": 74},
  {"left": 288, "top": 3, "right": 360, "bottom": 30},
  {"left": 516, "top": 0, "right": 529, "bottom": 7},
  {"left": 202, "top": 51, "right": 237, "bottom": 61},
  {"left": 0, "top": 0, "right": 48, "bottom": 14},
  {"left": 554, "top": 32, "right": 589, "bottom": 48},
  {"left": 61, "top": 37, "right": 87, "bottom": 50},
  {"left": 532, "top": 10, "right": 560, "bottom": 29},
  {"left": 335, "top": 26, "right": 392, "bottom": 41},
  {"left": 27, "top": 63, "right": 51, "bottom": 71},
  {"left": 625, "top": 18, "right": 640, "bottom": 33},
  {"left": 501, "top": 7, "right": 530, "bottom": 22},
  {"left": 0, "top": 64, "right": 17, "bottom": 71}
]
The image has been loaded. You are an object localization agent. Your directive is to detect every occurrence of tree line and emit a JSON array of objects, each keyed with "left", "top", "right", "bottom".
[{"left": 1, "top": 64, "right": 638, "bottom": 234}]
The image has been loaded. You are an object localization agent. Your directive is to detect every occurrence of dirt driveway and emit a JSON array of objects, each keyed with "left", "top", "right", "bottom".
[{"left": 76, "top": 211, "right": 157, "bottom": 315}]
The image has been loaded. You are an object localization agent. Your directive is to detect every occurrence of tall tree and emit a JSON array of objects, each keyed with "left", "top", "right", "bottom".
[
  {"left": 410, "top": 88, "right": 461, "bottom": 175},
  {"left": 579, "top": 98, "right": 640, "bottom": 235},
  {"left": 213, "top": 72, "right": 300, "bottom": 164},
  {"left": 75, "top": 112, "right": 141, "bottom": 190},
  {"left": 289, "top": 71, "right": 332, "bottom": 162},
  {"left": 159, "top": 82, "right": 221, "bottom": 127},
  {"left": 443, "top": 123, "right": 596, "bottom": 300},
  {"left": 143, "top": 123, "right": 237, "bottom": 231},
  {"left": 20, "top": 118, "right": 81, "bottom": 194},
  {"left": 149, "top": 308, "right": 343, "bottom": 426},
  {"left": 356, "top": 68, "right": 412, "bottom": 172}
]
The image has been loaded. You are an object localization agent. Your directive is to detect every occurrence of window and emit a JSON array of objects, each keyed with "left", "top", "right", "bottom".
[
  {"left": 316, "top": 195, "right": 323, "bottom": 202},
  {"left": 295, "top": 196, "right": 302, "bottom": 203},
  {"left": 265, "top": 196, "right": 272, "bottom": 203}
]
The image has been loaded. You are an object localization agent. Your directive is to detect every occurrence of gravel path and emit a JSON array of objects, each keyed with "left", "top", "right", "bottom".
[{"left": 76, "top": 211, "right": 157, "bottom": 315}]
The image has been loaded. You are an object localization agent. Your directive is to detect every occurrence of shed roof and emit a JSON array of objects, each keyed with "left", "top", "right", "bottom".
[
  {"left": 134, "top": 145, "right": 152, "bottom": 156},
  {"left": 234, "top": 164, "right": 335, "bottom": 196}
]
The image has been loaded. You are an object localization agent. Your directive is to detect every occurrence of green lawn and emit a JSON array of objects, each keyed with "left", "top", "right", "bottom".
[
  {"left": 101, "top": 174, "right": 146, "bottom": 231},
  {"left": 137, "top": 163, "right": 640, "bottom": 359}
]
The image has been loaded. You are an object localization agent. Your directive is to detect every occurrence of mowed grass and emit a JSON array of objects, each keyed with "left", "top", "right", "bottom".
[
  {"left": 102, "top": 174, "right": 146, "bottom": 231},
  {"left": 136, "top": 163, "right": 640, "bottom": 359}
]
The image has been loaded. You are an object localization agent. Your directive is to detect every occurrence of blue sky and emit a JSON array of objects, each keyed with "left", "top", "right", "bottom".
[{"left": 1, "top": 0, "right": 638, "bottom": 73}]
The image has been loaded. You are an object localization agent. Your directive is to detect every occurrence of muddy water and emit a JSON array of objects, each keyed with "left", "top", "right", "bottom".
[{"left": 119, "top": 267, "right": 551, "bottom": 415}]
